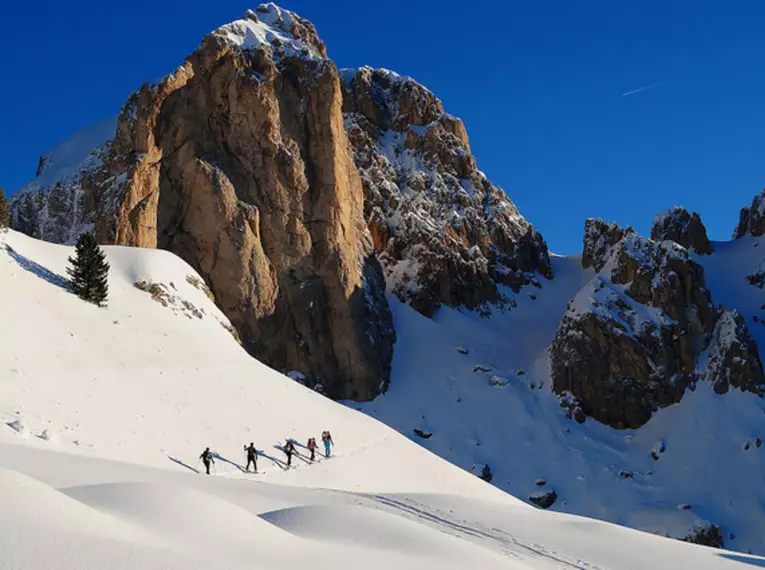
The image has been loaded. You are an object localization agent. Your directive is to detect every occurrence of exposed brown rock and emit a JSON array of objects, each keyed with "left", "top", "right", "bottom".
[{"left": 651, "top": 207, "right": 712, "bottom": 254}]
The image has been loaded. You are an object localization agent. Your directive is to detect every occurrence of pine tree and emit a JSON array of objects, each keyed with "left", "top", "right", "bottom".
[
  {"left": 0, "top": 187, "right": 8, "bottom": 229},
  {"left": 67, "top": 232, "right": 110, "bottom": 306}
]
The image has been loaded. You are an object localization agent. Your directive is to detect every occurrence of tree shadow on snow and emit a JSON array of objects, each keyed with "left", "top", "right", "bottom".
[
  {"left": 167, "top": 455, "right": 199, "bottom": 474},
  {"left": 6, "top": 247, "right": 70, "bottom": 292},
  {"left": 718, "top": 554, "right": 765, "bottom": 567}
]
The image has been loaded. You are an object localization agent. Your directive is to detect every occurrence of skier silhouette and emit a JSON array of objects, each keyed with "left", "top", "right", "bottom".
[
  {"left": 244, "top": 442, "right": 258, "bottom": 473},
  {"left": 199, "top": 447, "right": 214, "bottom": 475},
  {"left": 283, "top": 440, "right": 296, "bottom": 467}
]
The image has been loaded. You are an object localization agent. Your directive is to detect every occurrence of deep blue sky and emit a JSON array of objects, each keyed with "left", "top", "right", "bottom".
[{"left": 2, "top": 1, "right": 765, "bottom": 254}]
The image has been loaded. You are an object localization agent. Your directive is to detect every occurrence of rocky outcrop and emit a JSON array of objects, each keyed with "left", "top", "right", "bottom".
[
  {"left": 733, "top": 188, "right": 765, "bottom": 239},
  {"left": 651, "top": 207, "right": 712, "bottom": 254},
  {"left": 706, "top": 311, "right": 765, "bottom": 396},
  {"left": 581, "top": 218, "right": 634, "bottom": 272},
  {"left": 340, "top": 67, "right": 552, "bottom": 316},
  {"left": 552, "top": 227, "right": 764, "bottom": 428},
  {"left": 529, "top": 490, "right": 557, "bottom": 509}
]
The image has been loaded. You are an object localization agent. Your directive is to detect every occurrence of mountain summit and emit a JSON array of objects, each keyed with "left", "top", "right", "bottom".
[{"left": 9, "top": 4, "right": 550, "bottom": 399}]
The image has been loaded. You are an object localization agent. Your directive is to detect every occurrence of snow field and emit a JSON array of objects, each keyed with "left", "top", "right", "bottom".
[{"left": 1, "top": 228, "right": 764, "bottom": 568}]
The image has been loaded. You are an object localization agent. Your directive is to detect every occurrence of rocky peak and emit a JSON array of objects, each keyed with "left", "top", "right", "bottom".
[
  {"left": 581, "top": 218, "right": 635, "bottom": 272},
  {"left": 211, "top": 4, "right": 327, "bottom": 59},
  {"left": 651, "top": 206, "right": 712, "bottom": 254},
  {"left": 341, "top": 67, "right": 551, "bottom": 316},
  {"left": 733, "top": 188, "right": 765, "bottom": 239}
]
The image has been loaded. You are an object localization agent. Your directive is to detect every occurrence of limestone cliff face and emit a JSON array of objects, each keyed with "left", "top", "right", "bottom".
[
  {"left": 13, "top": 5, "right": 395, "bottom": 400},
  {"left": 340, "top": 67, "right": 552, "bottom": 316}
]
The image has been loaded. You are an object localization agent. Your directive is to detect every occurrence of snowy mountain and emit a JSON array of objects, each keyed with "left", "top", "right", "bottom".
[
  {"left": 6, "top": 2, "right": 765, "bottom": 561},
  {"left": 1, "top": 227, "right": 762, "bottom": 570}
]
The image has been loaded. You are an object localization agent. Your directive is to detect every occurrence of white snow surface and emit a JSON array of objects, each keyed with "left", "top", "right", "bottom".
[
  {"left": 0, "top": 229, "right": 759, "bottom": 569},
  {"left": 15, "top": 117, "right": 117, "bottom": 195}
]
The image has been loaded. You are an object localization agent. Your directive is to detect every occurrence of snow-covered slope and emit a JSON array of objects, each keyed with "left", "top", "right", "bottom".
[
  {"left": 0, "top": 228, "right": 758, "bottom": 569},
  {"left": 10, "top": 117, "right": 117, "bottom": 244},
  {"left": 352, "top": 248, "right": 765, "bottom": 555}
]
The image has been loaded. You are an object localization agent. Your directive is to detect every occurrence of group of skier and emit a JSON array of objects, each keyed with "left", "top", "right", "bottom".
[{"left": 198, "top": 431, "right": 334, "bottom": 475}]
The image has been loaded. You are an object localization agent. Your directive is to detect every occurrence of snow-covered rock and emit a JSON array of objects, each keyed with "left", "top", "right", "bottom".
[
  {"left": 552, "top": 229, "right": 763, "bottom": 428},
  {"left": 651, "top": 207, "right": 712, "bottom": 255},
  {"left": 581, "top": 217, "right": 635, "bottom": 272},
  {"left": 341, "top": 66, "right": 552, "bottom": 316},
  {"left": 704, "top": 310, "right": 765, "bottom": 396},
  {"left": 529, "top": 490, "right": 558, "bottom": 509}
]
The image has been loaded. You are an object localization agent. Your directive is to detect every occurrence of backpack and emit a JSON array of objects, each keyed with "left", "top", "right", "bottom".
[{"left": 308, "top": 438, "right": 315, "bottom": 448}]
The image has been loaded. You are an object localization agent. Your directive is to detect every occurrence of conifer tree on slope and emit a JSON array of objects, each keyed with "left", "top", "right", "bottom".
[
  {"left": 0, "top": 187, "right": 8, "bottom": 229},
  {"left": 67, "top": 232, "right": 109, "bottom": 306}
]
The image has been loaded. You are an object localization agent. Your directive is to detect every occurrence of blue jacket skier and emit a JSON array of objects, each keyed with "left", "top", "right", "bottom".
[{"left": 321, "top": 431, "right": 334, "bottom": 457}]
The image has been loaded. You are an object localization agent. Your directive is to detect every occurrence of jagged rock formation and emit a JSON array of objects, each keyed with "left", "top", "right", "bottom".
[
  {"left": 8, "top": 4, "right": 552, "bottom": 398},
  {"left": 733, "top": 188, "right": 765, "bottom": 239},
  {"left": 340, "top": 67, "right": 552, "bottom": 316},
  {"left": 651, "top": 207, "right": 712, "bottom": 255},
  {"left": 581, "top": 218, "right": 634, "bottom": 272},
  {"left": 552, "top": 222, "right": 764, "bottom": 428},
  {"left": 706, "top": 311, "right": 765, "bottom": 396}
]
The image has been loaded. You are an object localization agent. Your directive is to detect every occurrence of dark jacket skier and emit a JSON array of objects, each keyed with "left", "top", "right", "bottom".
[
  {"left": 307, "top": 437, "right": 317, "bottom": 461},
  {"left": 244, "top": 443, "right": 258, "bottom": 472},
  {"left": 284, "top": 441, "right": 296, "bottom": 467},
  {"left": 200, "top": 447, "right": 214, "bottom": 475}
]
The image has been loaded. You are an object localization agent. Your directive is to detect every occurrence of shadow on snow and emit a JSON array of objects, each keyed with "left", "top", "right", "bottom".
[{"left": 6, "top": 246, "right": 70, "bottom": 292}]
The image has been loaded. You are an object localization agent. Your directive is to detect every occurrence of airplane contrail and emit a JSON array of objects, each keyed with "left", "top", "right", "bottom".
[{"left": 621, "top": 82, "right": 660, "bottom": 97}]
